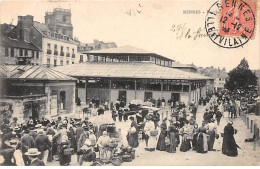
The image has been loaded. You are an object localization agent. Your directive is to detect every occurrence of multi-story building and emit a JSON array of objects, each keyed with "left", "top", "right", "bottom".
[
  {"left": 0, "top": 23, "right": 42, "bottom": 65},
  {"left": 33, "top": 21, "right": 78, "bottom": 67},
  {"left": 0, "top": 14, "right": 79, "bottom": 67}
]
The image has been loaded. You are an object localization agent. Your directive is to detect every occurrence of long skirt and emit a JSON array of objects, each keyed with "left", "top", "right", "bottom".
[
  {"left": 197, "top": 133, "right": 208, "bottom": 153},
  {"left": 192, "top": 133, "right": 198, "bottom": 150},
  {"left": 127, "top": 133, "right": 139, "bottom": 148},
  {"left": 222, "top": 135, "right": 238, "bottom": 157},
  {"left": 180, "top": 135, "right": 191, "bottom": 152},
  {"left": 156, "top": 131, "right": 167, "bottom": 151},
  {"left": 166, "top": 132, "right": 176, "bottom": 153},
  {"left": 146, "top": 134, "right": 157, "bottom": 151},
  {"left": 207, "top": 131, "right": 215, "bottom": 151}
]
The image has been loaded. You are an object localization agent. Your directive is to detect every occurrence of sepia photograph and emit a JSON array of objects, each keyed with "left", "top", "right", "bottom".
[{"left": 0, "top": 0, "right": 259, "bottom": 166}]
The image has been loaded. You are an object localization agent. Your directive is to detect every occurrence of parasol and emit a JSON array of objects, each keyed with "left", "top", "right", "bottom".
[
  {"left": 130, "top": 100, "right": 144, "bottom": 105},
  {"left": 143, "top": 101, "right": 154, "bottom": 107}
]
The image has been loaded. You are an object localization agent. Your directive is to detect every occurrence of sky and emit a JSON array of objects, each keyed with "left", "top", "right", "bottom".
[{"left": 0, "top": 0, "right": 259, "bottom": 71}]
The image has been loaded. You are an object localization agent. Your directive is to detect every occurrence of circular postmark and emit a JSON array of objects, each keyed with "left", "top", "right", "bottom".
[{"left": 205, "top": 0, "right": 255, "bottom": 48}]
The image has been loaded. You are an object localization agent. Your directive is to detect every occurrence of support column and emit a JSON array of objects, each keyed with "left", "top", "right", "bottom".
[
  {"left": 134, "top": 79, "right": 137, "bottom": 99},
  {"left": 85, "top": 77, "right": 88, "bottom": 105},
  {"left": 188, "top": 82, "right": 191, "bottom": 105},
  {"left": 109, "top": 79, "right": 112, "bottom": 105},
  {"left": 161, "top": 81, "right": 163, "bottom": 98}
]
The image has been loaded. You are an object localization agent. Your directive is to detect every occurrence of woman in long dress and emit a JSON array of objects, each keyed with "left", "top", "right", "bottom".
[
  {"left": 196, "top": 125, "right": 208, "bottom": 153},
  {"left": 156, "top": 118, "right": 167, "bottom": 151},
  {"left": 180, "top": 121, "right": 191, "bottom": 152},
  {"left": 144, "top": 115, "right": 158, "bottom": 151},
  {"left": 166, "top": 124, "right": 177, "bottom": 153},
  {"left": 127, "top": 117, "right": 139, "bottom": 148},
  {"left": 222, "top": 121, "right": 238, "bottom": 157}
]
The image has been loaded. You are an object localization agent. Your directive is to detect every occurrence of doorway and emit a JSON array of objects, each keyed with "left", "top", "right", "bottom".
[
  {"left": 171, "top": 93, "right": 180, "bottom": 103},
  {"left": 60, "top": 91, "right": 66, "bottom": 110},
  {"left": 118, "top": 90, "right": 127, "bottom": 103},
  {"left": 144, "top": 92, "right": 153, "bottom": 101}
]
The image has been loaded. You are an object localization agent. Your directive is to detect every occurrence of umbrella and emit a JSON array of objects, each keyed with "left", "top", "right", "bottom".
[
  {"left": 143, "top": 101, "right": 154, "bottom": 107},
  {"left": 255, "top": 96, "right": 260, "bottom": 102},
  {"left": 130, "top": 100, "right": 144, "bottom": 105}
]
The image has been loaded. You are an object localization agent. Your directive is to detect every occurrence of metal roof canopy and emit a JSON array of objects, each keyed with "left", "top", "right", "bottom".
[
  {"left": 84, "top": 45, "right": 174, "bottom": 62},
  {"left": 52, "top": 62, "right": 213, "bottom": 81},
  {"left": 0, "top": 65, "right": 77, "bottom": 81}
]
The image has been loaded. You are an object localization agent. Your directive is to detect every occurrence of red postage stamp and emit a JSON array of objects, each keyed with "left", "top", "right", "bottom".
[{"left": 205, "top": 0, "right": 257, "bottom": 48}]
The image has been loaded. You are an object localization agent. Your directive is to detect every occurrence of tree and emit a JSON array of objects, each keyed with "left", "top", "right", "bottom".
[{"left": 225, "top": 58, "right": 258, "bottom": 94}]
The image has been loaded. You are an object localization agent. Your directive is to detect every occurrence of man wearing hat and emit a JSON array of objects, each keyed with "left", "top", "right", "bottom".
[
  {"left": 0, "top": 148, "right": 16, "bottom": 166},
  {"left": 29, "top": 127, "right": 38, "bottom": 140},
  {"left": 78, "top": 126, "right": 89, "bottom": 151},
  {"left": 34, "top": 129, "right": 51, "bottom": 165},
  {"left": 19, "top": 128, "right": 35, "bottom": 166},
  {"left": 215, "top": 108, "right": 223, "bottom": 125},
  {"left": 25, "top": 148, "right": 44, "bottom": 166},
  {"left": 206, "top": 118, "right": 217, "bottom": 151}
]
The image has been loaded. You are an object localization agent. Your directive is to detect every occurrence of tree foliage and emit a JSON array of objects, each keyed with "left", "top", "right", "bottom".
[{"left": 225, "top": 58, "right": 258, "bottom": 93}]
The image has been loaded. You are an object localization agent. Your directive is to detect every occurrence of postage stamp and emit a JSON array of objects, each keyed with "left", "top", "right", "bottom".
[{"left": 205, "top": 0, "right": 256, "bottom": 48}]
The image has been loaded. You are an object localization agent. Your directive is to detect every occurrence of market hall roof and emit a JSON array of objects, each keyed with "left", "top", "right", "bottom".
[
  {"left": 52, "top": 62, "right": 212, "bottom": 80},
  {"left": 84, "top": 45, "right": 174, "bottom": 61},
  {"left": 0, "top": 65, "right": 77, "bottom": 81}
]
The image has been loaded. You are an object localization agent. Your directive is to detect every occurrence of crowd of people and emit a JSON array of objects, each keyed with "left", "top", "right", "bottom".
[{"left": 0, "top": 91, "right": 248, "bottom": 166}]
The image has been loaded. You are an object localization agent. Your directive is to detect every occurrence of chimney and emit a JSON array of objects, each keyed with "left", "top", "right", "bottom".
[{"left": 17, "top": 15, "right": 34, "bottom": 41}]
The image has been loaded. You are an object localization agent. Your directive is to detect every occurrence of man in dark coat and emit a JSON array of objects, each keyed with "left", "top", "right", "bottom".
[
  {"left": 34, "top": 129, "right": 51, "bottom": 165},
  {"left": 19, "top": 129, "right": 35, "bottom": 166}
]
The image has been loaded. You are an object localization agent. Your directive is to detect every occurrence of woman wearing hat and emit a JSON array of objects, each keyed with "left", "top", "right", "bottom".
[
  {"left": 196, "top": 123, "right": 208, "bottom": 154},
  {"left": 156, "top": 118, "right": 167, "bottom": 151},
  {"left": 222, "top": 121, "right": 238, "bottom": 157},
  {"left": 127, "top": 117, "right": 139, "bottom": 148},
  {"left": 59, "top": 136, "right": 71, "bottom": 166},
  {"left": 25, "top": 148, "right": 44, "bottom": 166}
]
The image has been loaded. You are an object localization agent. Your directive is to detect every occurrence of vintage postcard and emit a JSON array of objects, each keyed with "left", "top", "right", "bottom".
[{"left": 0, "top": 0, "right": 259, "bottom": 166}]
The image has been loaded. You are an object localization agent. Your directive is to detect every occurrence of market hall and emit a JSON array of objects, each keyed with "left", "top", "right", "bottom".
[{"left": 53, "top": 46, "right": 213, "bottom": 106}]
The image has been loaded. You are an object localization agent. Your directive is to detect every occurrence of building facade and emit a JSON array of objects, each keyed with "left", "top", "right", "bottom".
[
  {"left": 53, "top": 46, "right": 213, "bottom": 106},
  {"left": 0, "top": 65, "right": 77, "bottom": 123}
]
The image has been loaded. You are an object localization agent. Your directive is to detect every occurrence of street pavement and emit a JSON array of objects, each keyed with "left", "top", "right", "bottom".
[{"left": 47, "top": 103, "right": 260, "bottom": 166}]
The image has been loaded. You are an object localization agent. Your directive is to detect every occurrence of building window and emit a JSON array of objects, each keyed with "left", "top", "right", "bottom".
[
  {"left": 24, "top": 50, "right": 28, "bottom": 56},
  {"left": 47, "top": 58, "right": 50, "bottom": 67},
  {"left": 63, "top": 16, "right": 66, "bottom": 23},
  {"left": 19, "top": 49, "right": 23, "bottom": 56},
  {"left": 36, "top": 52, "right": 39, "bottom": 59},
  {"left": 10, "top": 48, "right": 14, "bottom": 57},
  {"left": 72, "top": 62, "right": 74, "bottom": 64},
  {"left": 67, "top": 47, "right": 69, "bottom": 52},
  {"left": 219, "top": 78, "right": 221, "bottom": 81},
  {"left": 66, "top": 60, "right": 69, "bottom": 65},
  {"left": 54, "top": 60, "right": 57, "bottom": 67},
  {"left": 80, "top": 55, "right": 83, "bottom": 63},
  {"left": 5, "top": 47, "right": 9, "bottom": 57},
  {"left": 32, "top": 51, "right": 34, "bottom": 58},
  {"left": 47, "top": 43, "right": 51, "bottom": 50},
  {"left": 60, "top": 60, "right": 63, "bottom": 66},
  {"left": 72, "top": 48, "right": 74, "bottom": 54},
  {"left": 54, "top": 44, "right": 57, "bottom": 51}
]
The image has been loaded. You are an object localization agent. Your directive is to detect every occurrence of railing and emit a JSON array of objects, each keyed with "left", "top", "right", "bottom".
[
  {"left": 60, "top": 51, "right": 64, "bottom": 56},
  {"left": 54, "top": 51, "right": 58, "bottom": 55},
  {"left": 66, "top": 53, "right": 70, "bottom": 57},
  {"left": 72, "top": 53, "right": 75, "bottom": 58},
  {"left": 47, "top": 49, "right": 52, "bottom": 54}
]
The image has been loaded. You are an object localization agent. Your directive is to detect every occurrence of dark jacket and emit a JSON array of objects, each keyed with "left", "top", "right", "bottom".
[
  {"left": 20, "top": 134, "right": 35, "bottom": 153},
  {"left": 30, "top": 158, "right": 45, "bottom": 166},
  {"left": 35, "top": 134, "right": 51, "bottom": 152}
]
